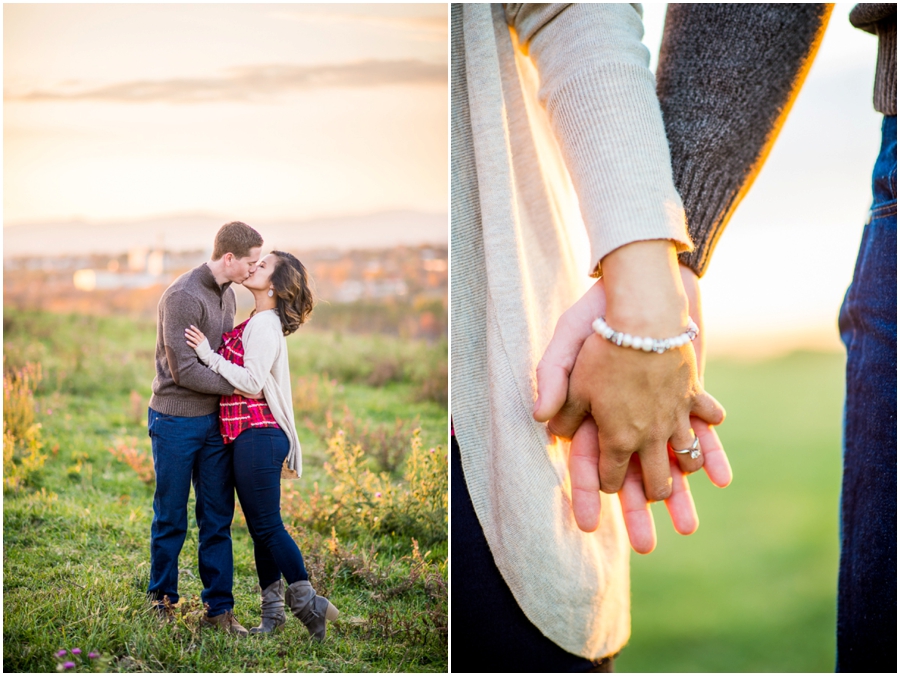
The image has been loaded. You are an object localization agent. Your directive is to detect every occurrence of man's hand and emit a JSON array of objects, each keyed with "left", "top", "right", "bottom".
[
  {"left": 235, "top": 388, "right": 263, "bottom": 399},
  {"left": 534, "top": 248, "right": 730, "bottom": 551}
]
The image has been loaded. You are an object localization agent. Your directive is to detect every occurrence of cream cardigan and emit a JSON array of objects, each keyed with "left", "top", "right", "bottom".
[
  {"left": 451, "top": 3, "right": 692, "bottom": 659},
  {"left": 194, "top": 309, "right": 302, "bottom": 479}
]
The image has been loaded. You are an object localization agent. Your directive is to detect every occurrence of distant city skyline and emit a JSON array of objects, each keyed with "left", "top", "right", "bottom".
[{"left": 4, "top": 4, "right": 448, "bottom": 226}]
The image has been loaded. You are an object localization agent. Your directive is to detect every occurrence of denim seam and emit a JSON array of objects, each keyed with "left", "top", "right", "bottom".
[{"left": 871, "top": 201, "right": 897, "bottom": 218}]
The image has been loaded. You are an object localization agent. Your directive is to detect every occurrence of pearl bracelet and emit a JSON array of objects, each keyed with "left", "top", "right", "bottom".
[{"left": 591, "top": 316, "right": 699, "bottom": 354}]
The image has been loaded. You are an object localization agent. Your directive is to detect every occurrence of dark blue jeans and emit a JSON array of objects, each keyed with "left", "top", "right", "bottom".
[
  {"left": 837, "top": 115, "right": 897, "bottom": 673},
  {"left": 147, "top": 409, "right": 235, "bottom": 616},
  {"left": 232, "top": 427, "right": 308, "bottom": 588}
]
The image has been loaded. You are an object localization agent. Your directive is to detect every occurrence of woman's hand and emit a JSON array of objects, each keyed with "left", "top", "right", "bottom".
[
  {"left": 534, "top": 241, "right": 729, "bottom": 550},
  {"left": 184, "top": 325, "right": 212, "bottom": 362}
]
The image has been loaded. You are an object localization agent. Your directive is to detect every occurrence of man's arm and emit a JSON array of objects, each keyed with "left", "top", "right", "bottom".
[
  {"left": 658, "top": 3, "right": 833, "bottom": 277},
  {"left": 161, "top": 292, "right": 235, "bottom": 396}
]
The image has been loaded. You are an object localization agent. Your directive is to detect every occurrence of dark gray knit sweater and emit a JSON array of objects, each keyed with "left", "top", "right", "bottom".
[
  {"left": 660, "top": 3, "right": 896, "bottom": 277},
  {"left": 149, "top": 263, "right": 236, "bottom": 417},
  {"left": 656, "top": 4, "right": 833, "bottom": 277},
  {"left": 849, "top": 3, "right": 897, "bottom": 115}
]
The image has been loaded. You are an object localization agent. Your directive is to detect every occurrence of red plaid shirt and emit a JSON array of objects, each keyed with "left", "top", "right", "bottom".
[{"left": 217, "top": 319, "right": 279, "bottom": 443}]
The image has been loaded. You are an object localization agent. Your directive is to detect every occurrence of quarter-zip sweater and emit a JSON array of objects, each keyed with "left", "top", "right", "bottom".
[{"left": 150, "top": 263, "right": 236, "bottom": 417}]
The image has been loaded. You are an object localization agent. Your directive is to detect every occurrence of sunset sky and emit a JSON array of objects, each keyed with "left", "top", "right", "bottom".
[
  {"left": 4, "top": 3, "right": 447, "bottom": 225},
  {"left": 4, "top": 3, "right": 885, "bottom": 355}
]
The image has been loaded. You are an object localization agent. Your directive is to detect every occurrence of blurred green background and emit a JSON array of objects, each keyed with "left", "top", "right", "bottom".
[{"left": 618, "top": 351, "right": 844, "bottom": 673}]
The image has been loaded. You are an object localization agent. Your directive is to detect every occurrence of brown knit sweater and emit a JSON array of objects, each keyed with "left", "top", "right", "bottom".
[
  {"left": 149, "top": 263, "right": 236, "bottom": 417},
  {"left": 849, "top": 3, "right": 897, "bottom": 115}
]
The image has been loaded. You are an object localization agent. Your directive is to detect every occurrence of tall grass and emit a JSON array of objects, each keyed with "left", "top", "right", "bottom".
[
  {"left": 282, "top": 430, "right": 447, "bottom": 550},
  {"left": 3, "top": 362, "right": 47, "bottom": 492},
  {"left": 3, "top": 309, "right": 448, "bottom": 672}
]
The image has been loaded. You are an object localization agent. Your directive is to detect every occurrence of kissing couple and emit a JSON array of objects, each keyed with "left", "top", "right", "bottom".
[{"left": 145, "top": 221, "right": 338, "bottom": 639}]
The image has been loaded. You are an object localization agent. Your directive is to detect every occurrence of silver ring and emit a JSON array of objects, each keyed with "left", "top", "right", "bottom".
[{"left": 672, "top": 435, "right": 701, "bottom": 460}]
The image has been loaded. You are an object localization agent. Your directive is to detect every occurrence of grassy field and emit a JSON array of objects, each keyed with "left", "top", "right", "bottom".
[
  {"left": 3, "top": 310, "right": 447, "bottom": 673},
  {"left": 617, "top": 350, "right": 845, "bottom": 673}
]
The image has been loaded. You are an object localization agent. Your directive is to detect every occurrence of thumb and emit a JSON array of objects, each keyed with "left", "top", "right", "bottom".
[
  {"left": 547, "top": 397, "right": 589, "bottom": 441},
  {"left": 533, "top": 360, "right": 571, "bottom": 422}
]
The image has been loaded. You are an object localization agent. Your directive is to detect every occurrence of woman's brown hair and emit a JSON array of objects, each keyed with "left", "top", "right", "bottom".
[{"left": 268, "top": 251, "right": 315, "bottom": 335}]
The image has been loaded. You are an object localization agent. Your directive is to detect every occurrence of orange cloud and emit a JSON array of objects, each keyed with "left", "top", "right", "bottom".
[{"left": 7, "top": 60, "right": 447, "bottom": 104}]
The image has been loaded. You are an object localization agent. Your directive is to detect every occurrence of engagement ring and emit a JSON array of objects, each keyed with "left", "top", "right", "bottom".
[{"left": 672, "top": 436, "right": 701, "bottom": 460}]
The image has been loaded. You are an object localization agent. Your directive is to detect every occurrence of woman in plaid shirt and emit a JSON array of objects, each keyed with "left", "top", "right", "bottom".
[{"left": 185, "top": 250, "right": 339, "bottom": 641}]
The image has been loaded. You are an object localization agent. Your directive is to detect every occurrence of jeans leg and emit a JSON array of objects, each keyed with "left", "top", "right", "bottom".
[
  {"left": 233, "top": 428, "right": 308, "bottom": 587},
  {"left": 193, "top": 413, "right": 235, "bottom": 616},
  {"left": 147, "top": 409, "right": 204, "bottom": 606},
  {"left": 243, "top": 496, "right": 281, "bottom": 589},
  {"left": 836, "top": 115, "right": 897, "bottom": 673}
]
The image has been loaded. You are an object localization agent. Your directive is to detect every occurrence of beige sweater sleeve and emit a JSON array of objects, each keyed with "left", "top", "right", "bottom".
[
  {"left": 201, "top": 316, "right": 279, "bottom": 394},
  {"left": 505, "top": 3, "right": 693, "bottom": 275}
]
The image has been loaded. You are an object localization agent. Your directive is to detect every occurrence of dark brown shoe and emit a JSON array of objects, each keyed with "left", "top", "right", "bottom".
[{"left": 201, "top": 610, "right": 249, "bottom": 637}]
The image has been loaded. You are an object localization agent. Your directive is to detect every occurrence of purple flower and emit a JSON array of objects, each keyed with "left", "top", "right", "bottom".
[
  {"left": 56, "top": 650, "right": 67, "bottom": 658},
  {"left": 375, "top": 492, "right": 382, "bottom": 498},
  {"left": 63, "top": 662, "right": 76, "bottom": 670},
  {"left": 88, "top": 653, "right": 99, "bottom": 659},
  {"left": 71, "top": 649, "right": 81, "bottom": 655},
  {"left": 429, "top": 448, "right": 435, "bottom": 453}
]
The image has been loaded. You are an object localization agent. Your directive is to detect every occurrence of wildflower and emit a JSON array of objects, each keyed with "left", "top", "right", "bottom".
[
  {"left": 88, "top": 653, "right": 99, "bottom": 659},
  {"left": 375, "top": 492, "right": 382, "bottom": 498},
  {"left": 56, "top": 650, "right": 67, "bottom": 658},
  {"left": 63, "top": 662, "right": 76, "bottom": 670},
  {"left": 429, "top": 448, "right": 435, "bottom": 453},
  {"left": 71, "top": 649, "right": 81, "bottom": 655}
]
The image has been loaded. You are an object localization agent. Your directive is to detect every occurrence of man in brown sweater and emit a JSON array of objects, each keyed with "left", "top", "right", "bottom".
[{"left": 147, "top": 221, "right": 262, "bottom": 636}]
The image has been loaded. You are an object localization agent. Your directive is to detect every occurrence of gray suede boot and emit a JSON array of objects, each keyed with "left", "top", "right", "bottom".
[
  {"left": 249, "top": 579, "right": 287, "bottom": 635},
  {"left": 285, "top": 580, "right": 339, "bottom": 641}
]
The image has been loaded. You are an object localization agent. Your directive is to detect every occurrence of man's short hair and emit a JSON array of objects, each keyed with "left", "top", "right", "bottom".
[{"left": 212, "top": 221, "right": 263, "bottom": 260}]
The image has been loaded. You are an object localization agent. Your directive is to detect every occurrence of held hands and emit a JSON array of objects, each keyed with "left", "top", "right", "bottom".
[
  {"left": 533, "top": 241, "right": 730, "bottom": 553},
  {"left": 184, "top": 325, "right": 262, "bottom": 399}
]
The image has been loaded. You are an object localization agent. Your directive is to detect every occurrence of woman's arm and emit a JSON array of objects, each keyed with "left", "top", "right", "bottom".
[
  {"left": 507, "top": 2, "right": 693, "bottom": 275},
  {"left": 185, "top": 316, "right": 279, "bottom": 394}
]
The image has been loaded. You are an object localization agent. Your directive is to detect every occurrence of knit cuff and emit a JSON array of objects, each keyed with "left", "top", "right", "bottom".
[
  {"left": 545, "top": 62, "right": 693, "bottom": 276},
  {"left": 874, "top": 18, "right": 897, "bottom": 115}
]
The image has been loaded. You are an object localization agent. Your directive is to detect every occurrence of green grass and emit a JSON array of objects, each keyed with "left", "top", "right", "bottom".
[
  {"left": 3, "top": 310, "right": 447, "bottom": 672},
  {"left": 617, "top": 351, "right": 845, "bottom": 673}
]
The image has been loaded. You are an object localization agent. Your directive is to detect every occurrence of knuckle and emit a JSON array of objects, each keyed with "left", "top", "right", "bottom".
[
  {"left": 547, "top": 419, "right": 574, "bottom": 440},
  {"left": 602, "top": 430, "right": 639, "bottom": 455},
  {"left": 647, "top": 481, "right": 672, "bottom": 502}
]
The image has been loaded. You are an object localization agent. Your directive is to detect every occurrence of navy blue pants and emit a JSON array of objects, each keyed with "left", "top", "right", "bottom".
[
  {"left": 232, "top": 427, "right": 308, "bottom": 588},
  {"left": 451, "top": 436, "right": 615, "bottom": 672},
  {"left": 147, "top": 409, "right": 235, "bottom": 616},
  {"left": 836, "top": 115, "right": 897, "bottom": 673}
]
